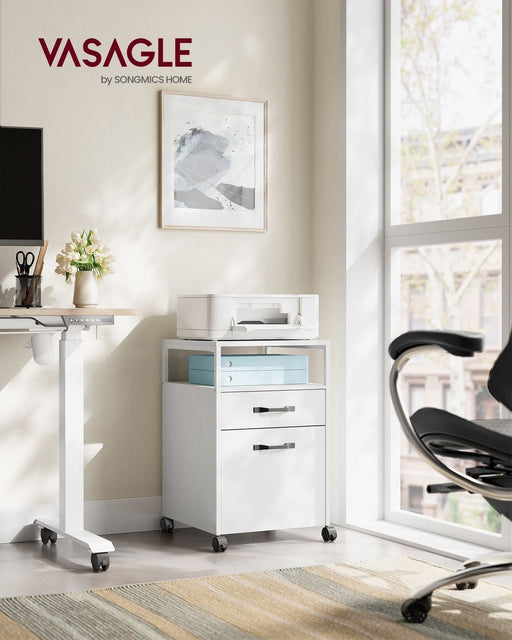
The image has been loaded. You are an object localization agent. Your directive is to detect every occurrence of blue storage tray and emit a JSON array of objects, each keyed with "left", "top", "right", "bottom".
[{"left": 189, "top": 354, "right": 309, "bottom": 386}]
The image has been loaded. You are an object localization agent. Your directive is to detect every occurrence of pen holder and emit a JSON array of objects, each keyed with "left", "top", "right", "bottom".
[{"left": 15, "top": 275, "right": 42, "bottom": 308}]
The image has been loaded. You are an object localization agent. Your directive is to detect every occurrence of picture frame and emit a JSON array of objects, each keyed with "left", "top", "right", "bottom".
[{"left": 160, "top": 92, "right": 267, "bottom": 231}]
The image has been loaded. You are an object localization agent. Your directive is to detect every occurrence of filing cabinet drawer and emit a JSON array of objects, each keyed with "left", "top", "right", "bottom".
[
  {"left": 221, "top": 389, "right": 325, "bottom": 429},
  {"left": 220, "top": 426, "right": 326, "bottom": 534}
]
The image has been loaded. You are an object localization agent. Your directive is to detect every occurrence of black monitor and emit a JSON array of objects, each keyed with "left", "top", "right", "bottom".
[{"left": 0, "top": 126, "right": 44, "bottom": 246}]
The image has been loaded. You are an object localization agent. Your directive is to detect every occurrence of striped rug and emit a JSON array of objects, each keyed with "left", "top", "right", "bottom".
[{"left": 0, "top": 557, "right": 511, "bottom": 639}]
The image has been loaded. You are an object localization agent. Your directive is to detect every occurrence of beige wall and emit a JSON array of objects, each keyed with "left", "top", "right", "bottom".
[
  {"left": 0, "top": 0, "right": 322, "bottom": 508},
  {"left": 0, "top": 0, "right": 313, "bottom": 507}
]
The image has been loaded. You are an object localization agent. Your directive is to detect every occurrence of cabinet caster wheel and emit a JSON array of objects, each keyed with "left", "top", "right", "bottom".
[
  {"left": 160, "top": 517, "right": 175, "bottom": 533},
  {"left": 401, "top": 595, "right": 431, "bottom": 623},
  {"left": 40, "top": 527, "right": 57, "bottom": 545},
  {"left": 91, "top": 552, "right": 110, "bottom": 572},
  {"left": 321, "top": 525, "right": 337, "bottom": 542},
  {"left": 212, "top": 535, "right": 228, "bottom": 552}
]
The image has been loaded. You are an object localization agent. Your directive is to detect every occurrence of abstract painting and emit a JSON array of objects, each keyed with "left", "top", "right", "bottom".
[{"left": 160, "top": 92, "right": 267, "bottom": 231}]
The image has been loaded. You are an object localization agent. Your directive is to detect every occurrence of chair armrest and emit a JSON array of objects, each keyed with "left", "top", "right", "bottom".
[
  {"left": 389, "top": 331, "right": 512, "bottom": 500},
  {"left": 388, "top": 330, "right": 484, "bottom": 360}
]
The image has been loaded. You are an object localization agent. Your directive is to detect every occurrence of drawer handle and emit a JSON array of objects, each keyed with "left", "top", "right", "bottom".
[
  {"left": 253, "top": 442, "right": 296, "bottom": 451},
  {"left": 252, "top": 405, "right": 296, "bottom": 413}
]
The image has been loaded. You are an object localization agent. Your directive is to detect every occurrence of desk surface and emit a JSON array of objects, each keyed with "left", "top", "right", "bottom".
[{"left": 0, "top": 308, "right": 137, "bottom": 316}]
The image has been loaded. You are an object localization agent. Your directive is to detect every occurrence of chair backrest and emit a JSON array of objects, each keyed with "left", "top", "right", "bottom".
[{"left": 488, "top": 331, "right": 512, "bottom": 412}]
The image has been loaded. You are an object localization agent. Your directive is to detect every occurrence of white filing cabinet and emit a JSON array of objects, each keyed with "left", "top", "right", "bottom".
[{"left": 161, "top": 339, "right": 336, "bottom": 552}]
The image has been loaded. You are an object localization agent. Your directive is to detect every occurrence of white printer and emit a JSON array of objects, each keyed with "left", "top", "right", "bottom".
[{"left": 177, "top": 294, "right": 319, "bottom": 340}]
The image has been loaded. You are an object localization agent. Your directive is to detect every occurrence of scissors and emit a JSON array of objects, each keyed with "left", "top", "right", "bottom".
[{"left": 16, "top": 251, "right": 35, "bottom": 276}]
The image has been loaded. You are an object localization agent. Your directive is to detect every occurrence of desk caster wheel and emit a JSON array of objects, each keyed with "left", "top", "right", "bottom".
[
  {"left": 40, "top": 528, "right": 57, "bottom": 545},
  {"left": 321, "top": 526, "right": 337, "bottom": 542},
  {"left": 91, "top": 552, "right": 110, "bottom": 572},
  {"left": 160, "top": 517, "right": 174, "bottom": 533},
  {"left": 212, "top": 535, "right": 228, "bottom": 552},
  {"left": 401, "top": 596, "right": 431, "bottom": 623}
]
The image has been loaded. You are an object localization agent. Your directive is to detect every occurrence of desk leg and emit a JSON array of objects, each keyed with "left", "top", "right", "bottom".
[{"left": 35, "top": 325, "right": 115, "bottom": 571}]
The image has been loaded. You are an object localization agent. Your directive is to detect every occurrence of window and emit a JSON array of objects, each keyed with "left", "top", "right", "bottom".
[
  {"left": 386, "top": 0, "right": 508, "bottom": 545},
  {"left": 480, "top": 274, "right": 501, "bottom": 346},
  {"left": 442, "top": 383, "right": 450, "bottom": 411},
  {"left": 408, "top": 383, "right": 424, "bottom": 413},
  {"left": 394, "top": 0, "right": 502, "bottom": 226},
  {"left": 475, "top": 384, "right": 501, "bottom": 420},
  {"left": 408, "top": 486, "right": 424, "bottom": 514},
  {"left": 407, "top": 281, "right": 427, "bottom": 330}
]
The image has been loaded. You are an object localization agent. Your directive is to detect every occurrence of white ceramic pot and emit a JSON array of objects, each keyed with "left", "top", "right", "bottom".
[{"left": 73, "top": 270, "right": 98, "bottom": 308}]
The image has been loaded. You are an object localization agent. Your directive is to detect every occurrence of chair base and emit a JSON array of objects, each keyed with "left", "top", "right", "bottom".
[{"left": 402, "top": 552, "right": 512, "bottom": 623}]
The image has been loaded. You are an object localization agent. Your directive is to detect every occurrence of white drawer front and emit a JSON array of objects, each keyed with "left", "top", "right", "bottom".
[
  {"left": 220, "top": 426, "right": 326, "bottom": 534},
  {"left": 221, "top": 389, "right": 325, "bottom": 429}
]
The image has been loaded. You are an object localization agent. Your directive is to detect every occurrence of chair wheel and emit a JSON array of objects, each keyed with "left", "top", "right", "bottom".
[
  {"left": 40, "top": 528, "right": 57, "bottom": 545},
  {"left": 456, "top": 581, "right": 478, "bottom": 590},
  {"left": 401, "top": 596, "right": 431, "bottom": 623},
  {"left": 160, "top": 517, "right": 174, "bottom": 533},
  {"left": 321, "top": 525, "right": 337, "bottom": 542},
  {"left": 91, "top": 552, "right": 110, "bottom": 572},
  {"left": 212, "top": 535, "right": 228, "bottom": 552}
]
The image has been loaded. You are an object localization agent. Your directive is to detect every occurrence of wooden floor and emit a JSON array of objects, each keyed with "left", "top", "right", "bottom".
[{"left": 0, "top": 525, "right": 468, "bottom": 598}]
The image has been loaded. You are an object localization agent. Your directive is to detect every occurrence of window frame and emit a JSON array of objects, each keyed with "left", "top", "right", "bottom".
[{"left": 383, "top": 0, "right": 512, "bottom": 550}]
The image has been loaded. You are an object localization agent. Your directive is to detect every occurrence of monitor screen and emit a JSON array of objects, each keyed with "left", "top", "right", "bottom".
[{"left": 0, "top": 126, "right": 44, "bottom": 246}]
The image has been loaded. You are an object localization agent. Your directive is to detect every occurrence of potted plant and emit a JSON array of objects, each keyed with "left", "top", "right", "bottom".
[{"left": 55, "top": 229, "right": 114, "bottom": 307}]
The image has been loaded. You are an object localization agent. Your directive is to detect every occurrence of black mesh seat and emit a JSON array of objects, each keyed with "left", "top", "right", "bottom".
[
  {"left": 411, "top": 407, "right": 512, "bottom": 467},
  {"left": 389, "top": 329, "right": 512, "bottom": 623}
]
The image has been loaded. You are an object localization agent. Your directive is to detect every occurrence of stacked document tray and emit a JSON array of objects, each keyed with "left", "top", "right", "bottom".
[{"left": 188, "top": 354, "right": 309, "bottom": 386}]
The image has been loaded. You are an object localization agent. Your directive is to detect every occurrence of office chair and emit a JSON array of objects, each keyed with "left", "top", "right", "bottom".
[{"left": 388, "top": 329, "right": 512, "bottom": 623}]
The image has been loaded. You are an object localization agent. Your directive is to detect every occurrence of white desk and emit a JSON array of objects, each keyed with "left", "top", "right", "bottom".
[{"left": 0, "top": 308, "right": 136, "bottom": 572}]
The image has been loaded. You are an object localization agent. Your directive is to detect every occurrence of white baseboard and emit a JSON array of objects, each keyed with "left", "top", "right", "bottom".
[{"left": 0, "top": 496, "right": 163, "bottom": 543}]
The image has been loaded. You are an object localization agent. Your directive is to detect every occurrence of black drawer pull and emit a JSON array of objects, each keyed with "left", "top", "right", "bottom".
[
  {"left": 253, "top": 442, "right": 296, "bottom": 451},
  {"left": 252, "top": 405, "right": 296, "bottom": 413}
]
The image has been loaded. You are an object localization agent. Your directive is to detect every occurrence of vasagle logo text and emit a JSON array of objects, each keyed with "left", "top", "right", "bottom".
[{"left": 38, "top": 37, "right": 192, "bottom": 68}]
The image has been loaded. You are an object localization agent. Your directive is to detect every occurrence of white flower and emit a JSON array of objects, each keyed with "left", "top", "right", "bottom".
[{"left": 56, "top": 229, "right": 114, "bottom": 281}]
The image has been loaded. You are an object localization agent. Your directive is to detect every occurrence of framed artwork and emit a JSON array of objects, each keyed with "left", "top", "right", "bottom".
[{"left": 160, "top": 92, "right": 267, "bottom": 231}]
